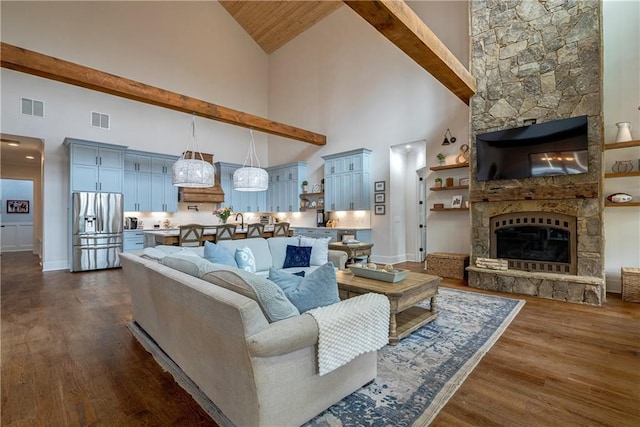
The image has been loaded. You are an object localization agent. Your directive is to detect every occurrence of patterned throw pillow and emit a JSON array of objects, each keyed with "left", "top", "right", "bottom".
[
  {"left": 235, "top": 247, "right": 256, "bottom": 273},
  {"left": 282, "top": 245, "right": 312, "bottom": 268}
]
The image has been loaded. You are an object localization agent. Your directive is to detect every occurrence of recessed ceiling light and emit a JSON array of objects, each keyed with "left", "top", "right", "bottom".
[
  {"left": 25, "top": 155, "right": 35, "bottom": 160},
  {"left": 406, "top": 145, "right": 411, "bottom": 149},
  {"left": 1, "top": 139, "right": 20, "bottom": 146}
]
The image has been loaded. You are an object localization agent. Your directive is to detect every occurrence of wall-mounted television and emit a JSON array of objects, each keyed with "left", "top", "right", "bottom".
[{"left": 476, "top": 115, "right": 589, "bottom": 181}]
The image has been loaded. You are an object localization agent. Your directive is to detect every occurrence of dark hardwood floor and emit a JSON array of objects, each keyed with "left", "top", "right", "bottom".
[{"left": 2, "top": 252, "right": 639, "bottom": 426}]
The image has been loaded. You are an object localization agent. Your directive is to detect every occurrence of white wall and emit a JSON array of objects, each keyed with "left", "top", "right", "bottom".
[
  {"left": 0, "top": 1, "right": 270, "bottom": 270},
  {"left": 266, "top": 2, "right": 471, "bottom": 263},
  {"left": 603, "top": 0, "right": 640, "bottom": 292}
]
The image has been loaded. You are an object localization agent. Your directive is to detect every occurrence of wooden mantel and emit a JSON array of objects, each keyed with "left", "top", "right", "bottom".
[
  {"left": 344, "top": 0, "right": 476, "bottom": 105},
  {"left": 0, "top": 42, "right": 326, "bottom": 146}
]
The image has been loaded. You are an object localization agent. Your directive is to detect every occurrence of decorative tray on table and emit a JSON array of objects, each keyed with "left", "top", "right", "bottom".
[{"left": 349, "top": 266, "right": 409, "bottom": 283}]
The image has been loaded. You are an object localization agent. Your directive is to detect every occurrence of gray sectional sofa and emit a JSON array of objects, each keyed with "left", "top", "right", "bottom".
[{"left": 119, "top": 238, "right": 382, "bottom": 426}]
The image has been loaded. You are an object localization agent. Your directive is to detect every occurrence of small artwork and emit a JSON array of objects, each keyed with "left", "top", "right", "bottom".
[
  {"left": 451, "top": 195, "right": 463, "bottom": 209},
  {"left": 374, "top": 193, "right": 385, "bottom": 203},
  {"left": 374, "top": 181, "right": 385, "bottom": 192},
  {"left": 7, "top": 200, "right": 29, "bottom": 213},
  {"left": 375, "top": 205, "right": 385, "bottom": 215}
]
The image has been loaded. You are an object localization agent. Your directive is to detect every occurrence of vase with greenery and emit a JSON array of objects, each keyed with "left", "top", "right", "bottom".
[
  {"left": 436, "top": 152, "right": 446, "bottom": 165},
  {"left": 435, "top": 177, "right": 442, "bottom": 188},
  {"left": 302, "top": 180, "right": 308, "bottom": 193}
]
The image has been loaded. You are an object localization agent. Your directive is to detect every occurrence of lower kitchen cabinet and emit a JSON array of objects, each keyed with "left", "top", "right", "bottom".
[{"left": 123, "top": 230, "right": 145, "bottom": 252}]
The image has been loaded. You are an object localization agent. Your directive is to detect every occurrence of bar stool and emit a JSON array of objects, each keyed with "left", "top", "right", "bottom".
[
  {"left": 179, "top": 224, "right": 204, "bottom": 246},
  {"left": 246, "top": 223, "right": 265, "bottom": 238},
  {"left": 273, "top": 222, "right": 290, "bottom": 237},
  {"left": 214, "top": 223, "right": 237, "bottom": 243}
]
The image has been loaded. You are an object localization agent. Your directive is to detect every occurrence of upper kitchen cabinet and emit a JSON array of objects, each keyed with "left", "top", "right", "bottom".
[
  {"left": 65, "top": 138, "right": 126, "bottom": 193},
  {"left": 322, "top": 149, "right": 372, "bottom": 211},
  {"left": 215, "top": 162, "right": 266, "bottom": 213},
  {"left": 267, "top": 162, "right": 307, "bottom": 212},
  {"left": 150, "top": 153, "right": 179, "bottom": 212}
]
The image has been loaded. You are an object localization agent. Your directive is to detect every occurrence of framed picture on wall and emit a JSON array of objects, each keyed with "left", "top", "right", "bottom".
[
  {"left": 374, "top": 181, "right": 385, "bottom": 192},
  {"left": 375, "top": 205, "right": 385, "bottom": 215},
  {"left": 7, "top": 200, "right": 29, "bottom": 213},
  {"left": 374, "top": 193, "right": 385, "bottom": 203},
  {"left": 451, "top": 195, "right": 463, "bottom": 209}
]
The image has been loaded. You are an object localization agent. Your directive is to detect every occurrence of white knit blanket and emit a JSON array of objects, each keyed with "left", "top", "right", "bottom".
[{"left": 307, "top": 293, "right": 390, "bottom": 376}]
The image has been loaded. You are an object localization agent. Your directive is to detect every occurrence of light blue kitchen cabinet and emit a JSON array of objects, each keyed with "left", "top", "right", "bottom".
[
  {"left": 322, "top": 149, "right": 372, "bottom": 211},
  {"left": 267, "top": 162, "right": 307, "bottom": 212},
  {"left": 123, "top": 230, "right": 145, "bottom": 252},
  {"left": 124, "top": 153, "right": 152, "bottom": 173},
  {"left": 66, "top": 138, "right": 126, "bottom": 193},
  {"left": 148, "top": 154, "right": 179, "bottom": 212},
  {"left": 123, "top": 170, "right": 151, "bottom": 211}
]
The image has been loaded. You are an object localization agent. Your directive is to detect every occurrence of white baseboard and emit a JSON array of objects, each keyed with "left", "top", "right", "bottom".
[{"left": 42, "top": 260, "right": 68, "bottom": 271}]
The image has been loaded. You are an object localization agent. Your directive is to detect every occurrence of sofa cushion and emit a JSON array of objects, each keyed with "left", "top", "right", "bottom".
[
  {"left": 267, "top": 237, "right": 303, "bottom": 269},
  {"left": 270, "top": 262, "right": 340, "bottom": 313},
  {"left": 217, "top": 238, "right": 273, "bottom": 273},
  {"left": 161, "top": 253, "right": 220, "bottom": 277},
  {"left": 283, "top": 245, "right": 312, "bottom": 268},
  {"left": 203, "top": 241, "right": 237, "bottom": 267},
  {"left": 299, "top": 236, "right": 331, "bottom": 266},
  {"left": 235, "top": 247, "right": 256, "bottom": 273},
  {"left": 200, "top": 267, "right": 299, "bottom": 322}
]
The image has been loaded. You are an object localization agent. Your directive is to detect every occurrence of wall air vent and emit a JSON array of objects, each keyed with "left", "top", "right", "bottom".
[
  {"left": 91, "top": 111, "right": 110, "bottom": 129},
  {"left": 21, "top": 97, "right": 45, "bottom": 118}
]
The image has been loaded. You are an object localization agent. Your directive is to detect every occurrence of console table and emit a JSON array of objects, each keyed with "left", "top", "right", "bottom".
[{"left": 328, "top": 242, "right": 374, "bottom": 264}]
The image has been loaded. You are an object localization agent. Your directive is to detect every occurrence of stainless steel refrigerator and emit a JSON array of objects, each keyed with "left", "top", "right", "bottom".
[{"left": 71, "top": 192, "right": 123, "bottom": 272}]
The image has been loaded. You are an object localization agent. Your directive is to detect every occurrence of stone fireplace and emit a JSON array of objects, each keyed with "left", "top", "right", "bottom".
[{"left": 468, "top": 0, "right": 605, "bottom": 305}]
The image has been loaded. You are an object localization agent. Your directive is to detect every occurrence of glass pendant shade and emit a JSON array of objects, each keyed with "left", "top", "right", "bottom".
[
  {"left": 172, "top": 115, "right": 215, "bottom": 187},
  {"left": 233, "top": 129, "right": 268, "bottom": 192}
]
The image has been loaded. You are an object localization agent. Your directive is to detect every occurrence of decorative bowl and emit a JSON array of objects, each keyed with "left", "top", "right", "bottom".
[{"left": 349, "top": 266, "right": 409, "bottom": 283}]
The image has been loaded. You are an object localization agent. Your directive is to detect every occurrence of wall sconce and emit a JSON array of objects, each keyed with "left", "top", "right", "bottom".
[{"left": 442, "top": 129, "right": 457, "bottom": 146}]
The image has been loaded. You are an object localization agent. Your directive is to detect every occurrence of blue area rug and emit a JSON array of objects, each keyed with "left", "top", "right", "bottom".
[
  {"left": 128, "top": 287, "right": 524, "bottom": 427},
  {"left": 307, "top": 287, "right": 525, "bottom": 426}
]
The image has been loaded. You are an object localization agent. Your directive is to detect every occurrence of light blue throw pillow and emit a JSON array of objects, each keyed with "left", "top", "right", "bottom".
[
  {"left": 235, "top": 247, "right": 256, "bottom": 273},
  {"left": 203, "top": 241, "right": 237, "bottom": 267},
  {"left": 270, "top": 262, "right": 340, "bottom": 313}
]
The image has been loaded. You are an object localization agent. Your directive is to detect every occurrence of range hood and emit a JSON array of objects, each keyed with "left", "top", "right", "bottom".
[{"left": 178, "top": 151, "right": 225, "bottom": 203}]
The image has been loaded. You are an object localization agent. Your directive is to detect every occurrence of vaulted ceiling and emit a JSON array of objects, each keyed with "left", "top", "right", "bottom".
[
  {"left": 219, "top": 1, "right": 344, "bottom": 54},
  {"left": 219, "top": 0, "right": 476, "bottom": 105}
]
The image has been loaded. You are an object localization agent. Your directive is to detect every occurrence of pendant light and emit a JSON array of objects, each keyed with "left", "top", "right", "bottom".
[
  {"left": 233, "top": 128, "right": 268, "bottom": 191},
  {"left": 172, "top": 115, "right": 215, "bottom": 187}
]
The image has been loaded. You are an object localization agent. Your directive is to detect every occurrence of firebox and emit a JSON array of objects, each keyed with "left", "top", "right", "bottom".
[{"left": 490, "top": 212, "right": 577, "bottom": 274}]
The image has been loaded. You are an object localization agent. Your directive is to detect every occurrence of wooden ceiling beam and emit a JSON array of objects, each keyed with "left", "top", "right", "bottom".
[
  {"left": 343, "top": 0, "right": 476, "bottom": 105},
  {"left": 1, "top": 43, "right": 326, "bottom": 146}
]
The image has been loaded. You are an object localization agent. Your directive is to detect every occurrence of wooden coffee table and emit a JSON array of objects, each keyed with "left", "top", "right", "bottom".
[{"left": 335, "top": 270, "right": 440, "bottom": 345}]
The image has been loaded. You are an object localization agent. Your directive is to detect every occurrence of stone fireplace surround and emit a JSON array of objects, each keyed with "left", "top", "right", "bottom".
[
  {"left": 468, "top": 0, "right": 604, "bottom": 305},
  {"left": 468, "top": 198, "right": 605, "bottom": 305}
]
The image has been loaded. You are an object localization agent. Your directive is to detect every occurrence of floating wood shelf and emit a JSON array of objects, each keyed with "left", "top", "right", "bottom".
[
  {"left": 604, "top": 171, "right": 640, "bottom": 179},
  {"left": 299, "top": 192, "right": 324, "bottom": 198},
  {"left": 603, "top": 140, "right": 640, "bottom": 150},
  {"left": 430, "top": 207, "right": 469, "bottom": 212},
  {"left": 430, "top": 185, "right": 469, "bottom": 191},
  {"left": 429, "top": 162, "right": 469, "bottom": 171},
  {"left": 605, "top": 202, "right": 640, "bottom": 207}
]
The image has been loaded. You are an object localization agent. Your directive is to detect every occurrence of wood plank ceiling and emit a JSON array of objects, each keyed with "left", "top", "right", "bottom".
[{"left": 219, "top": 1, "right": 344, "bottom": 54}]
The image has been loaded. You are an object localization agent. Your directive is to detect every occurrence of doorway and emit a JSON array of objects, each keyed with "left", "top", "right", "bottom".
[{"left": 1, "top": 134, "right": 44, "bottom": 258}]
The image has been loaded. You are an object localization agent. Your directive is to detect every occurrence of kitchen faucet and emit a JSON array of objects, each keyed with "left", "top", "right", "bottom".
[{"left": 235, "top": 212, "right": 244, "bottom": 229}]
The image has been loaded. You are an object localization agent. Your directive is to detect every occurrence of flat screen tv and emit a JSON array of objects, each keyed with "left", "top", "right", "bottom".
[{"left": 476, "top": 115, "right": 589, "bottom": 181}]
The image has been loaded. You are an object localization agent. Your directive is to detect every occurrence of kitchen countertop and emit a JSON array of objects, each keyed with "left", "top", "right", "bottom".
[
  {"left": 291, "top": 226, "right": 372, "bottom": 230},
  {"left": 141, "top": 225, "right": 277, "bottom": 236}
]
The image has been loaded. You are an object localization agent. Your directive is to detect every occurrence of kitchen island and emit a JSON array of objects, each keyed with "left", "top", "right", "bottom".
[{"left": 144, "top": 225, "right": 287, "bottom": 246}]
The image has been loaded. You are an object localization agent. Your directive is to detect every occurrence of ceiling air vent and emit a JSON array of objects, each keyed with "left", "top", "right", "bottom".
[
  {"left": 21, "top": 97, "right": 45, "bottom": 118},
  {"left": 91, "top": 111, "right": 110, "bottom": 129}
]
